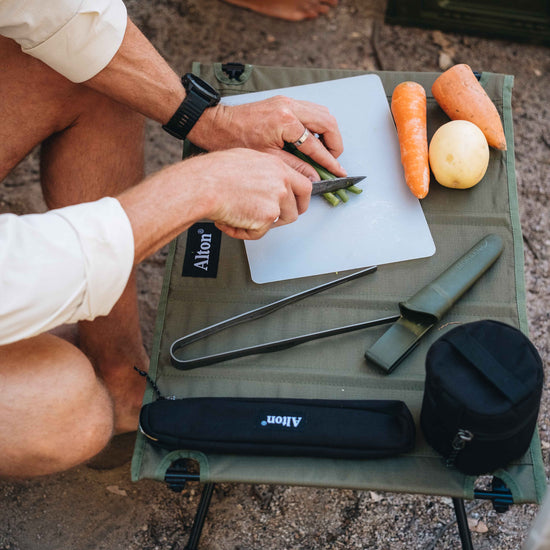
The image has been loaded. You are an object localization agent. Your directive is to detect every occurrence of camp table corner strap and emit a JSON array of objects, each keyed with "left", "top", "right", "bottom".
[{"left": 130, "top": 63, "right": 546, "bottom": 550}]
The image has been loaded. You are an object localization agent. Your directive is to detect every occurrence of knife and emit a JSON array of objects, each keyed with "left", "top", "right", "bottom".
[{"left": 311, "top": 176, "right": 366, "bottom": 195}]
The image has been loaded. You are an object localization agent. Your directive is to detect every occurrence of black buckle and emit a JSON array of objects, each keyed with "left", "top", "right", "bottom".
[
  {"left": 221, "top": 62, "right": 245, "bottom": 80},
  {"left": 474, "top": 477, "right": 514, "bottom": 513},
  {"left": 165, "top": 459, "right": 200, "bottom": 492}
]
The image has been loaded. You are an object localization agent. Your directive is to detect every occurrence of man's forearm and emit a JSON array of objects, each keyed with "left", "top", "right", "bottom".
[
  {"left": 81, "top": 17, "right": 345, "bottom": 176},
  {"left": 117, "top": 158, "right": 209, "bottom": 264},
  {"left": 117, "top": 149, "right": 313, "bottom": 264},
  {"left": 84, "top": 18, "right": 184, "bottom": 126},
  {"left": 3, "top": 0, "right": 346, "bottom": 174}
]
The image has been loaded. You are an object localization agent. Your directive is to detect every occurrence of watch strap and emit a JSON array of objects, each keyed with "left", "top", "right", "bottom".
[{"left": 162, "top": 93, "right": 211, "bottom": 140}]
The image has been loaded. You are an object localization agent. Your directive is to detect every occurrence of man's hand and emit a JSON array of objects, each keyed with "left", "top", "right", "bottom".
[
  {"left": 118, "top": 148, "right": 313, "bottom": 264},
  {"left": 201, "top": 149, "right": 312, "bottom": 240},
  {"left": 189, "top": 96, "right": 346, "bottom": 180},
  {"left": 84, "top": 19, "right": 344, "bottom": 181}
]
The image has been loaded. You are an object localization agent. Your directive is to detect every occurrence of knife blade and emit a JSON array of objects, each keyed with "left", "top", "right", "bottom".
[{"left": 311, "top": 176, "right": 366, "bottom": 195}]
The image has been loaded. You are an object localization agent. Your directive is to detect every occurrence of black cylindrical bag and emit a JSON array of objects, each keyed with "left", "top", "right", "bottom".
[{"left": 420, "top": 320, "right": 543, "bottom": 475}]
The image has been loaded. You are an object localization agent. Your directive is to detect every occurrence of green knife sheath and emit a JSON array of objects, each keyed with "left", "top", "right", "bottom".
[{"left": 365, "top": 234, "right": 504, "bottom": 373}]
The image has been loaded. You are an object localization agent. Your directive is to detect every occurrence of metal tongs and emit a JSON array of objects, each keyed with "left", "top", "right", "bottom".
[{"left": 170, "top": 266, "right": 400, "bottom": 370}]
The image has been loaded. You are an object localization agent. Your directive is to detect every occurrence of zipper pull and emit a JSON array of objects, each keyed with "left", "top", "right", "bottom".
[
  {"left": 452, "top": 429, "right": 474, "bottom": 450},
  {"left": 133, "top": 366, "right": 176, "bottom": 400},
  {"left": 446, "top": 429, "right": 474, "bottom": 468}
]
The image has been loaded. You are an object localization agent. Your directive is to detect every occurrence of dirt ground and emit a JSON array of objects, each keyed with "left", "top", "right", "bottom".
[{"left": 1, "top": 1, "right": 549, "bottom": 549}]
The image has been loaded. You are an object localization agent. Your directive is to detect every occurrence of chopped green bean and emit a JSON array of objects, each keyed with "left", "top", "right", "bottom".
[
  {"left": 284, "top": 143, "right": 362, "bottom": 206},
  {"left": 335, "top": 189, "right": 349, "bottom": 202},
  {"left": 322, "top": 192, "right": 340, "bottom": 207},
  {"left": 284, "top": 144, "right": 335, "bottom": 181}
]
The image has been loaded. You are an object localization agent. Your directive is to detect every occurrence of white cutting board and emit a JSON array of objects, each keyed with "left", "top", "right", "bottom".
[{"left": 222, "top": 74, "right": 435, "bottom": 284}]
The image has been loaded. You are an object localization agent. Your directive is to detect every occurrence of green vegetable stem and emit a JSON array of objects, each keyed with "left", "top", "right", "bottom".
[{"left": 284, "top": 144, "right": 362, "bottom": 206}]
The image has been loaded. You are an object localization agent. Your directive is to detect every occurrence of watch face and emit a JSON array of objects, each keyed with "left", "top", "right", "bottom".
[{"left": 183, "top": 73, "right": 220, "bottom": 104}]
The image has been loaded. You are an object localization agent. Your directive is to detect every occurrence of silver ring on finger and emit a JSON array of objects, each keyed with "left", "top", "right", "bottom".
[{"left": 293, "top": 128, "right": 310, "bottom": 148}]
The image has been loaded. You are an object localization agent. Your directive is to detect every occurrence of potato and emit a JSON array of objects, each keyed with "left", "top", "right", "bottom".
[{"left": 428, "top": 120, "right": 490, "bottom": 189}]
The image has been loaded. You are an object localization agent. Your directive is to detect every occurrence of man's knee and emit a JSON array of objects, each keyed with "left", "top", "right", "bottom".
[{"left": 0, "top": 334, "right": 115, "bottom": 478}]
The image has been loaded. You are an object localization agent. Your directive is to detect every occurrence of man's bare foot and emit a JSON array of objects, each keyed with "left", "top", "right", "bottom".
[{"left": 223, "top": 0, "right": 338, "bottom": 21}]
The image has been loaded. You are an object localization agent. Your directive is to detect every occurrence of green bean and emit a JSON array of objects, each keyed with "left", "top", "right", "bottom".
[
  {"left": 284, "top": 143, "right": 362, "bottom": 206},
  {"left": 285, "top": 145, "right": 335, "bottom": 181},
  {"left": 335, "top": 189, "right": 349, "bottom": 202},
  {"left": 322, "top": 192, "right": 340, "bottom": 207}
]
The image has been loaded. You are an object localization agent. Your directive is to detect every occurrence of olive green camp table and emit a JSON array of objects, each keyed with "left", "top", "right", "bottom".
[{"left": 131, "top": 63, "right": 546, "bottom": 549}]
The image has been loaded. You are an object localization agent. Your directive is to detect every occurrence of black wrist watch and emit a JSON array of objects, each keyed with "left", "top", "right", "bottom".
[{"left": 162, "top": 73, "right": 221, "bottom": 140}]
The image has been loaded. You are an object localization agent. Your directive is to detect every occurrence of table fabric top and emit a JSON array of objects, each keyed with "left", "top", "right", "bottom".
[{"left": 131, "top": 64, "right": 545, "bottom": 504}]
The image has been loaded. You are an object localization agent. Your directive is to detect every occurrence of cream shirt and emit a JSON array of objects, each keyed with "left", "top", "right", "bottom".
[
  {"left": 0, "top": 198, "right": 135, "bottom": 346},
  {"left": 0, "top": 0, "right": 135, "bottom": 345},
  {"left": 0, "top": 0, "right": 127, "bottom": 82}
]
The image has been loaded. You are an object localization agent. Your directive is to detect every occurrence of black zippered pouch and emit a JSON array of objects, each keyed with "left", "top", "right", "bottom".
[
  {"left": 420, "top": 320, "right": 543, "bottom": 475},
  {"left": 139, "top": 397, "right": 415, "bottom": 459}
]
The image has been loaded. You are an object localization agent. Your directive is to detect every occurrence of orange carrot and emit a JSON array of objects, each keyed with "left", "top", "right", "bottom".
[
  {"left": 391, "top": 81, "right": 430, "bottom": 200},
  {"left": 431, "top": 64, "right": 506, "bottom": 150}
]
